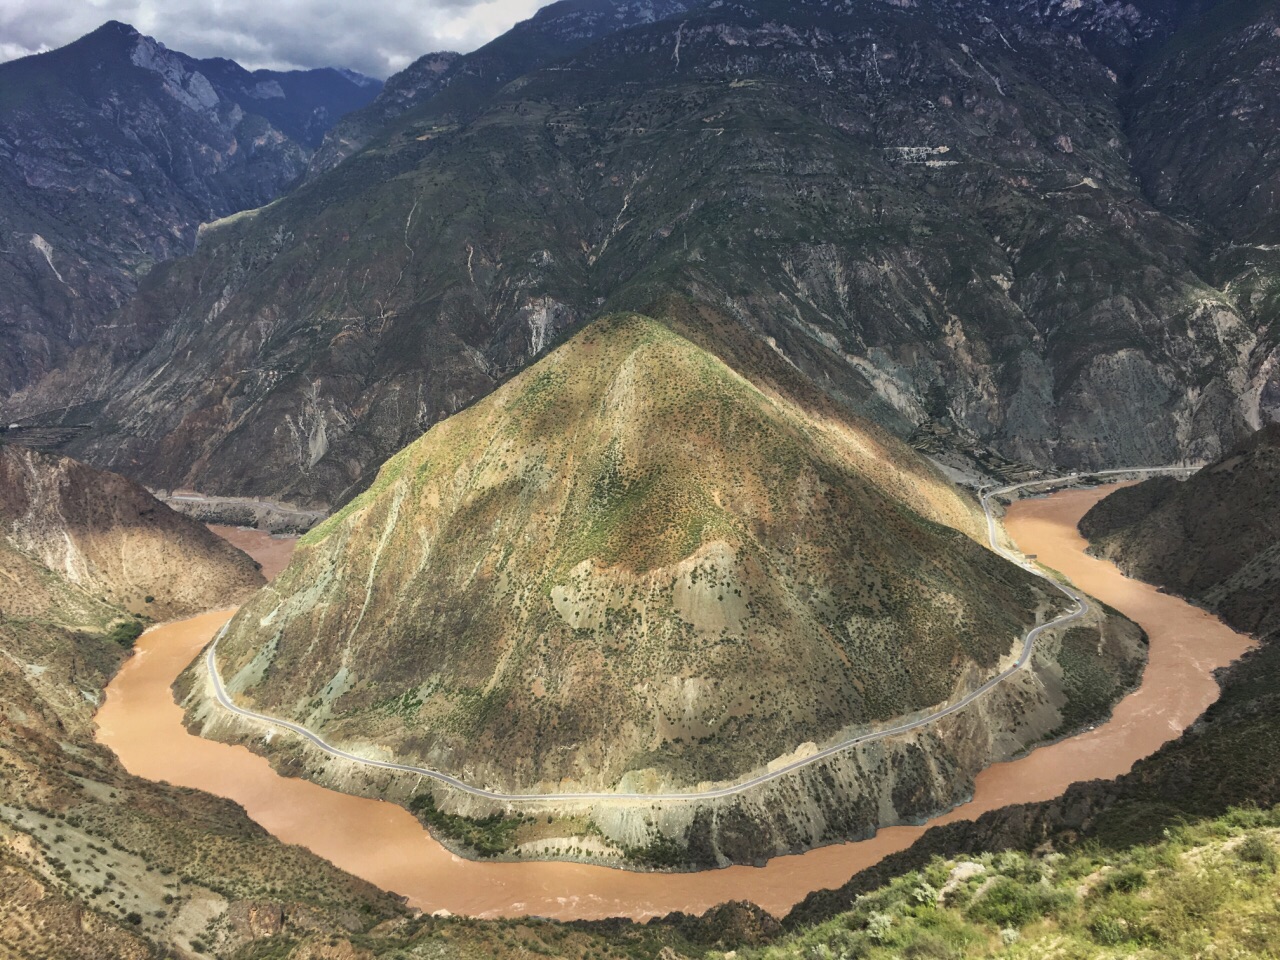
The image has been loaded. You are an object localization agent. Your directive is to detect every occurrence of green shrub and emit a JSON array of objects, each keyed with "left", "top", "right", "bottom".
[
  {"left": 1238, "top": 834, "right": 1278, "bottom": 871},
  {"left": 1089, "top": 915, "right": 1132, "bottom": 946},
  {"left": 107, "top": 619, "right": 144, "bottom": 648},
  {"left": 621, "top": 833, "right": 687, "bottom": 868},
  {"left": 1156, "top": 871, "right": 1233, "bottom": 937},
  {"left": 899, "top": 931, "right": 955, "bottom": 957},
  {"left": 1095, "top": 864, "right": 1147, "bottom": 896},
  {"left": 966, "top": 877, "right": 1073, "bottom": 928},
  {"left": 406, "top": 793, "right": 520, "bottom": 856}
]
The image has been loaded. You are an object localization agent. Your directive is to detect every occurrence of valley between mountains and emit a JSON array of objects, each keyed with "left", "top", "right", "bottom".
[
  {"left": 93, "top": 476, "right": 1249, "bottom": 921},
  {"left": 2, "top": 0, "right": 1280, "bottom": 957}
]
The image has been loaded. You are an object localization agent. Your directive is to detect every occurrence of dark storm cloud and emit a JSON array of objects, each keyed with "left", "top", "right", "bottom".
[{"left": 0, "top": 0, "right": 544, "bottom": 77}]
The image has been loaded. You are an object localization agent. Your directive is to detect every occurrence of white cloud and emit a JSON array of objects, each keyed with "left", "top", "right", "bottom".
[
  {"left": 0, "top": 0, "right": 546, "bottom": 78},
  {"left": 0, "top": 38, "right": 43, "bottom": 58}
]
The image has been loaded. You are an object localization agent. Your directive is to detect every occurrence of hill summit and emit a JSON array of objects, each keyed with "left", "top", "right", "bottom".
[{"left": 207, "top": 314, "right": 1047, "bottom": 794}]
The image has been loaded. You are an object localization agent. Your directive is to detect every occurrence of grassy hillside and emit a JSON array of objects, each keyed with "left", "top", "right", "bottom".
[{"left": 750, "top": 807, "right": 1280, "bottom": 960}]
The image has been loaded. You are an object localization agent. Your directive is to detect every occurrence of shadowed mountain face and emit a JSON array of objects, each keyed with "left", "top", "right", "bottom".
[
  {"left": 1080, "top": 422, "right": 1280, "bottom": 641},
  {"left": 1127, "top": 0, "right": 1280, "bottom": 420},
  {"left": 305, "top": 51, "right": 462, "bottom": 177},
  {"left": 306, "top": 0, "right": 700, "bottom": 177},
  {"left": 0, "top": 21, "right": 380, "bottom": 404},
  {"left": 0, "top": 442, "right": 265, "bottom": 620},
  {"left": 1128, "top": 0, "right": 1280, "bottom": 245},
  {"left": 0, "top": 441, "right": 262, "bottom": 759},
  {"left": 8, "top": 0, "right": 1274, "bottom": 508}
]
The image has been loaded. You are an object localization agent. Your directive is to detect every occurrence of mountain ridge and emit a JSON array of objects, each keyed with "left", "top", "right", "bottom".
[
  {"left": 0, "top": 441, "right": 266, "bottom": 620},
  {"left": 0, "top": 20, "right": 380, "bottom": 406},
  {"left": 307, "top": 0, "right": 702, "bottom": 176},
  {"left": 10, "top": 0, "right": 1273, "bottom": 508}
]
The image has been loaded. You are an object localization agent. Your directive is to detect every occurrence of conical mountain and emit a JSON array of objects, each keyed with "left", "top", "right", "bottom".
[{"left": 209, "top": 314, "right": 1045, "bottom": 792}]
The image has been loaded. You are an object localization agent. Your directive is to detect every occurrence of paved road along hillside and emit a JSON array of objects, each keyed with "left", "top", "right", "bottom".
[{"left": 203, "top": 467, "right": 1195, "bottom": 803}]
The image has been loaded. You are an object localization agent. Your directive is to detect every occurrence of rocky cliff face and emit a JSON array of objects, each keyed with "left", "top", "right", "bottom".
[
  {"left": 20, "top": 0, "right": 1275, "bottom": 508},
  {"left": 0, "top": 21, "right": 379, "bottom": 407},
  {"left": 186, "top": 314, "right": 1145, "bottom": 863}
]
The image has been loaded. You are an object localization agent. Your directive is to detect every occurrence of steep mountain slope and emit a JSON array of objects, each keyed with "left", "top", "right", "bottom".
[
  {"left": 188, "top": 314, "right": 1145, "bottom": 864},
  {"left": 1080, "top": 423, "right": 1280, "bottom": 640},
  {"left": 0, "top": 21, "right": 379, "bottom": 406},
  {"left": 0, "top": 442, "right": 262, "bottom": 760},
  {"left": 31, "top": 0, "right": 1273, "bottom": 508},
  {"left": 308, "top": 0, "right": 699, "bottom": 177},
  {"left": 190, "top": 59, "right": 380, "bottom": 151},
  {"left": 1034, "top": 0, "right": 1217, "bottom": 67},
  {"left": 307, "top": 51, "right": 462, "bottom": 176},
  {"left": 0, "top": 447, "right": 408, "bottom": 956},
  {"left": 1128, "top": 0, "right": 1280, "bottom": 245},
  {"left": 205, "top": 314, "right": 1043, "bottom": 789},
  {"left": 1128, "top": 0, "right": 1280, "bottom": 423},
  {"left": 0, "top": 442, "right": 265, "bottom": 618}
]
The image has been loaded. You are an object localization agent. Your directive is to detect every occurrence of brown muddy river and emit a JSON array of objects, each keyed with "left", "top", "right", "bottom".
[
  {"left": 94, "top": 489, "right": 1255, "bottom": 920},
  {"left": 206, "top": 525, "right": 297, "bottom": 582}
]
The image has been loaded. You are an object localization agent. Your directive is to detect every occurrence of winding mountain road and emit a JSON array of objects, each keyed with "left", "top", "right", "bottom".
[{"left": 203, "top": 466, "right": 1195, "bottom": 804}]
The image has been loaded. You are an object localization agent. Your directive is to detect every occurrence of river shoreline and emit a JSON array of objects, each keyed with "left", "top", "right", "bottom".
[{"left": 93, "top": 485, "right": 1255, "bottom": 921}]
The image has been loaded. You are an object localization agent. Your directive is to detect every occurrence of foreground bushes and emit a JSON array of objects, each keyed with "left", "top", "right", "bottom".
[{"left": 745, "top": 805, "right": 1280, "bottom": 960}]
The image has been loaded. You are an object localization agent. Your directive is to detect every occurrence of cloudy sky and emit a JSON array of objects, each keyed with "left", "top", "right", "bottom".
[{"left": 0, "top": 0, "right": 546, "bottom": 78}]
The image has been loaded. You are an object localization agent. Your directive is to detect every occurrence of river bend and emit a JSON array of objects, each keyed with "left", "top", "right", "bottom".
[{"left": 94, "top": 488, "right": 1254, "bottom": 920}]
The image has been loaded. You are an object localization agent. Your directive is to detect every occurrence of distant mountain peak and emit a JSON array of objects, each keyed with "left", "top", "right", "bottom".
[
  {"left": 93, "top": 20, "right": 141, "bottom": 38},
  {"left": 0, "top": 19, "right": 381, "bottom": 409}
]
